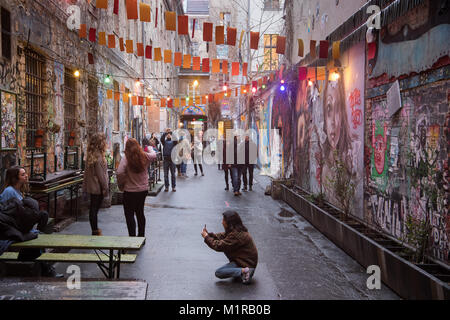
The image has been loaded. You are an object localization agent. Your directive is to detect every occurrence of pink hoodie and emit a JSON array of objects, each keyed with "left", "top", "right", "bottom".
[{"left": 117, "top": 150, "right": 157, "bottom": 192}]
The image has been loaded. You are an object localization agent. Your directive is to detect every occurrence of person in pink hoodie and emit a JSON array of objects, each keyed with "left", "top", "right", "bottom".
[{"left": 117, "top": 138, "right": 156, "bottom": 237}]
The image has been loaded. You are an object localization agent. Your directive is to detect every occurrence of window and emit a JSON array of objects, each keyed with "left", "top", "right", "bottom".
[
  {"left": 263, "top": 34, "right": 278, "bottom": 71},
  {"left": 192, "top": 42, "right": 199, "bottom": 56},
  {"left": 1, "top": 7, "right": 11, "bottom": 60},
  {"left": 25, "top": 49, "right": 45, "bottom": 148},
  {"left": 263, "top": 0, "right": 280, "bottom": 11},
  {"left": 64, "top": 68, "right": 77, "bottom": 145},
  {"left": 113, "top": 81, "right": 119, "bottom": 131},
  {"left": 219, "top": 12, "right": 231, "bottom": 27}
]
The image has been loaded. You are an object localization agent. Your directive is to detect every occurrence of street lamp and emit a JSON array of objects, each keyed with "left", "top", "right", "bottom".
[{"left": 193, "top": 80, "right": 199, "bottom": 87}]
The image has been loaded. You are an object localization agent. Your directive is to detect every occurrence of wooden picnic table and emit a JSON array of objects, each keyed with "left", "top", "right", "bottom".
[{"left": 10, "top": 234, "right": 145, "bottom": 279}]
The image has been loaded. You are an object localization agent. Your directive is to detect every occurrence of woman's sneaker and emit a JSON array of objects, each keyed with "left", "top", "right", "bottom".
[{"left": 241, "top": 267, "right": 251, "bottom": 284}]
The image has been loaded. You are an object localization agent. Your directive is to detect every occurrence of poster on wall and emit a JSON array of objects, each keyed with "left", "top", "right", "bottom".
[{"left": 1, "top": 91, "right": 17, "bottom": 149}]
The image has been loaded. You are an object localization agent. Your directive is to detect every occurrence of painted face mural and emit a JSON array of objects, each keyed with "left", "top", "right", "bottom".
[{"left": 324, "top": 83, "right": 342, "bottom": 149}]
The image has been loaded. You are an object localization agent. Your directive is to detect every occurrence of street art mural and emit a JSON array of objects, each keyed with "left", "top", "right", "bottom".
[
  {"left": 365, "top": 0, "right": 449, "bottom": 261},
  {"left": 53, "top": 62, "right": 65, "bottom": 171},
  {"left": 1, "top": 92, "right": 17, "bottom": 149}
]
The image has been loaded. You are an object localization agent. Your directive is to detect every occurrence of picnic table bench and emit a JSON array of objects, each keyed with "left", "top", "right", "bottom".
[
  {"left": 0, "top": 279, "right": 148, "bottom": 300},
  {"left": 1, "top": 234, "right": 145, "bottom": 279}
]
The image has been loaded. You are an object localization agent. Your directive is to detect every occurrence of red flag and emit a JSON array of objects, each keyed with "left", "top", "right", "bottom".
[
  {"left": 178, "top": 15, "right": 188, "bottom": 35},
  {"left": 192, "top": 19, "right": 196, "bottom": 38},
  {"left": 232, "top": 62, "right": 239, "bottom": 76},
  {"left": 298, "top": 67, "right": 307, "bottom": 81},
  {"left": 319, "top": 40, "right": 329, "bottom": 59},
  {"left": 250, "top": 32, "right": 259, "bottom": 50},
  {"left": 155, "top": 8, "right": 158, "bottom": 28},
  {"left": 276, "top": 36, "right": 286, "bottom": 54},
  {"left": 113, "top": 0, "right": 119, "bottom": 15},
  {"left": 216, "top": 26, "right": 225, "bottom": 45},
  {"left": 89, "top": 28, "right": 96, "bottom": 42},
  {"left": 126, "top": 0, "right": 138, "bottom": 20},
  {"left": 227, "top": 28, "right": 237, "bottom": 46},
  {"left": 202, "top": 58, "right": 209, "bottom": 73},
  {"left": 242, "top": 62, "right": 248, "bottom": 76},
  {"left": 203, "top": 22, "right": 213, "bottom": 41}
]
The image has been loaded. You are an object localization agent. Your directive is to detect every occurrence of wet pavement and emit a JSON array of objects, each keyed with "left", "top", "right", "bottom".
[{"left": 53, "top": 165, "right": 399, "bottom": 300}]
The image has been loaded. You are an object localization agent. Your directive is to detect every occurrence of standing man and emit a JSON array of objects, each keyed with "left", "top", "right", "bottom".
[
  {"left": 241, "top": 136, "right": 257, "bottom": 191},
  {"left": 160, "top": 128, "right": 178, "bottom": 192}
]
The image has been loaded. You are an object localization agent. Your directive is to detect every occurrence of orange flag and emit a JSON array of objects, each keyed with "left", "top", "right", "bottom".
[
  {"left": 137, "top": 43, "right": 144, "bottom": 56},
  {"left": 212, "top": 59, "right": 220, "bottom": 73},
  {"left": 174, "top": 98, "right": 180, "bottom": 107},
  {"left": 181, "top": 98, "right": 186, "bottom": 106},
  {"left": 108, "top": 35, "right": 116, "bottom": 48},
  {"left": 332, "top": 41, "right": 340, "bottom": 60},
  {"left": 216, "top": 26, "right": 225, "bottom": 45},
  {"left": 114, "top": 92, "right": 120, "bottom": 101},
  {"left": 165, "top": 11, "right": 176, "bottom": 31},
  {"left": 193, "top": 56, "right": 201, "bottom": 70},
  {"left": 227, "top": 27, "right": 237, "bottom": 46},
  {"left": 154, "top": 48, "right": 162, "bottom": 61},
  {"left": 98, "top": 32, "right": 106, "bottom": 45},
  {"left": 160, "top": 98, "right": 166, "bottom": 107},
  {"left": 310, "top": 40, "right": 316, "bottom": 59},
  {"left": 119, "top": 38, "right": 124, "bottom": 51},
  {"left": 232, "top": 62, "right": 240, "bottom": 76},
  {"left": 183, "top": 54, "right": 191, "bottom": 69},
  {"left": 242, "top": 62, "right": 248, "bottom": 76},
  {"left": 96, "top": 0, "right": 108, "bottom": 9},
  {"left": 276, "top": 35, "right": 286, "bottom": 54},
  {"left": 79, "top": 24, "right": 87, "bottom": 38},
  {"left": 146, "top": 97, "right": 151, "bottom": 105},
  {"left": 174, "top": 52, "right": 182, "bottom": 67},
  {"left": 139, "top": 3, "right": 151, "bottom": 22},
  {"left": 123, "top": 93, "right": 129, "bottom": 103},
  {"left": 126, "top": 0, "right": 138, "bottom": 20},
  {"left": 298, "top": 39, "right": 304, "bottom": 57},
  {"left": 164, "top": 50, "right": 172, "bottom": 63},
  {"left": 250, "top": 32, "right": 259, "bottom": 50},
  {"left": 222, "top": 60, "right": 228, "bottom": 74},
  {"left": 178, "top": 15, "right": 189, "bottom": 35},
  {"left": 195, "top": 96, "right": 200, "bottom": 105},
  {"left": 126, "top": 40, "right": 134, "bottom": 53},
  {"left": 107, "top": 90, "right": 113, "bottom": 99},
  {"left": 132, "top": 96, "right": 138, "bottom": 106},
  {"left": 202, "top": 96, "right": 207, "bottom": 104}
]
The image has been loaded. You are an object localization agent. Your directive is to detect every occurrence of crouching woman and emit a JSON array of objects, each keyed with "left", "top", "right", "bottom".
[{"left": 201, "top": 210, "right": 258, "bottom": 284}]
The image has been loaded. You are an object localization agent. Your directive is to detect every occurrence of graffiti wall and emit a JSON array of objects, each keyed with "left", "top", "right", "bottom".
[{"left": 365, "top": 0, "right": 449, "bottom": 261}]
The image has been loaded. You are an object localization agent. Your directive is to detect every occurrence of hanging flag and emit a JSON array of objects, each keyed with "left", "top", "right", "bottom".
[
  {"left": 235, "top": 87, "right": 238, "bottom": 97},
  {"left": 239, "top": 30, "right": 245, "bottom": 49},
  {"left": 319, "top": 40, "right": 329, "bottom": 59},
  {"left": 310, "top": 40, "right": 316, "bottom": 58},
  {"left": 164, "top": 50, "right": 172, "bottom": 63},
  {"left": 96, "top": 0, "right": 108, "bottom": 9},
  {"left": 114, "top": 92, "right": 120, "bottom": 101},
  {"left": 332, "top": 41, "right": 341, "bottom": 60},
  {"left": 203, "top": 22, "right": 213, "bottom": 41},
  {"left": 201, "top": 96, "right": 206, "bottom": 104},
  {"left": 139, "top": 3, "right": 151, "bottom": 22},
  {"left": 108, "top": 35, "right": 116, "bottom": 48},
  {"left": 174, "top": 98, "right": 180, "bottom": 107},
  {"left": 183, "top": 54, "right": 191, "bottom": 69},
  {"left": 79, "top": 24, "right": 87, "bottom": 38},
  {"left": 160, "top": 98, "right": 166, "bottom": 107},
  {"left": 89, "top": 28, "right": 96, "bottom": 42},
  {"left": 136, "top": 43, "right": 144, "bottom": 56},
  {"left": 258, "top": 79, "right": 262, "bottom": 88},
  {"left": 174, "top": 52, "right": 182, "bottom": 66},
  {"left": 222, "top": 60, "right": 228, "bottom": 74},
  {"left": 298, "top": 39, "right": 304, "bottom": 57},
  {"left": 202, "top": 58, "right": 210, "bottom": 72},
  {"left": 165, "top": 11, "right": 176, "bottom": 31},
  {"left": 192, "top": 18, "right": 196, "bottom": 38},
  {"left": 178, "top": 15, "right": 188, "bottom": 35},
  {"left": 145, "top": 45, "right": 152, "bottom": 59},
  {"left": 126, "top": 0, "right": 138, "bottom": 20},
  {"left": 119, "top": 38, "right": 124, "bottom": 51},
  {"left": 167, "top": 98, "right": 173, "bottom": 108},
  {"left": 299, "top": 67, "right": 307, "bottom": 80},
  {"left": 132, "top": 96, "right": 138, "bottom": 105},
  {"left": 181, "top": 98, "right": 186, "bottom": 106},
  {"left": 123, "top": 93, "right": 129, "bottom": 103},
  {"left": 208, "top": 94, "right": 213, "bottom": 101},
  {"left": 113, "top": 0, "right": 119, "bottom": 15},
  {"left": 242, "top": 62, "right": 248, "bottom": 76},
  {"left": 276, "top": 35, "right": 286, "bottom": 54},
  {"left": 227, "top": 27, "right": 237, "bottom": 46},
  {"left": 146, "top": 97, "right": 151, "bottom": 105},
  {"left": 107, "top": 90, "right": 113, "bottom": 99},
  {"left": 232, "top": 62, "right": 240, "bottom": 76},
  {"left": 212, "top": 59, "right": 220, "bottom": 73},
  {"left": 240, "top": 85, "right": 246, "bottom": 94},
  {"left": 195, "top": 96, "right": 200, "bottom": 105},
  {"left": 368, "top": 42, "right": 376, "bottom": 60},
  {"left": 216, "top": 26, "right": 225, "bottom": 45},
  {"left": 138, "top": 96, "right": 144, "bottom": 105},
  {"left": 317, "top": 67, "right": 326, "bottom": 80},
  {"left": 193, "top": 56, "right": 201, "bottom": 70},
  {"left": 155, "top": 7, "right": 158, "bottom": 28},
  {"left": 250, "top": 32, "right": 259, "bottom": 50},
  {"left": 154, "top": 48, "right": 162, "bottom": 61},
  {"left": 126, "top": 40, "right": 134, "bottom": 54},
  {"left": 307, "top": 67, "right": 316, "bottom": 81},
  {"left": 269, "top": 73, "right": 274, "bottom": 81},
  {"left": 98, "top": 32, "right": 106, "bottom": 46}
]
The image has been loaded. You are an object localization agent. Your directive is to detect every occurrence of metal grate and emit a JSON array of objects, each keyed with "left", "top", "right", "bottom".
[
  {"left": 64, "top": 68, "right": 77, "bottom": 145},
  {"left": 25, "top": 49, "right": 45, "bottom": 148}
]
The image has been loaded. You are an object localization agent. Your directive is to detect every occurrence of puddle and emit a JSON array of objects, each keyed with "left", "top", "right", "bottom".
[{"left": 278, "top": 209, "right": 294, "bottom": 218}]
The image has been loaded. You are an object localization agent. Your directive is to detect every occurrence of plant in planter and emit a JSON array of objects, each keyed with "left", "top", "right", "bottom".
[{"left": 325, "top": 150, "right": 356, "bottom": 220}]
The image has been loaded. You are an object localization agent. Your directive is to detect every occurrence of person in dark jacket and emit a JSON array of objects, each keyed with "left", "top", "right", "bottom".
[
  {"left": 222, "top": 139, "right": 232, "bottom": 191},
  {"left": 230, "top": 136, "right": 244, "bottom": 196},
  {"left": 240, "top": 136, "right": 257, "bottom": 191},
  {"left": 160, "top": 128, "right": 178, "bottom": 192},
  {"left": 202, "top": 210, "right": 258, "bottom": 284}
]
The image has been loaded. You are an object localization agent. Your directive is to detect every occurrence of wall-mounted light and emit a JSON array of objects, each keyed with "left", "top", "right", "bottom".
[
  {"left": 74, "top": 70, "right": 80, "bottom": 77},
  {"left": 104, "top": 75, "right": 111, "bottom": 84}
]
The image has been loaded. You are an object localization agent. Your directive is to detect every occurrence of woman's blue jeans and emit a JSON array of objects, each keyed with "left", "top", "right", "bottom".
[{"left": 215, "top": 261, "right": 255, "bottom": 280}]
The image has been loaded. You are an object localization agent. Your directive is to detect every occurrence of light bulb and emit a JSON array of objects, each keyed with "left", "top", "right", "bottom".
[{"left": 74, "top": 70, "right": 80, "bottom": 77}]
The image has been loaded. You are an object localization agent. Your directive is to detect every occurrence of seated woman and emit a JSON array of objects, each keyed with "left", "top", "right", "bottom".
[
  {"left": 0, "top": 166, "right": 61, "bottom": 277},
  {"left": 201, "top": 210, "right": 258, "bottom": 284}
]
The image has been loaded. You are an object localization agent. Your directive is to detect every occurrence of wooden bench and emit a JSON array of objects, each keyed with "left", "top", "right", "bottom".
[
  {"left": 0, "top": 279, "right": 148, "bottom": 300},
  {"left": 3, "top": 234, "right": 145, "bottom": 279}
]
